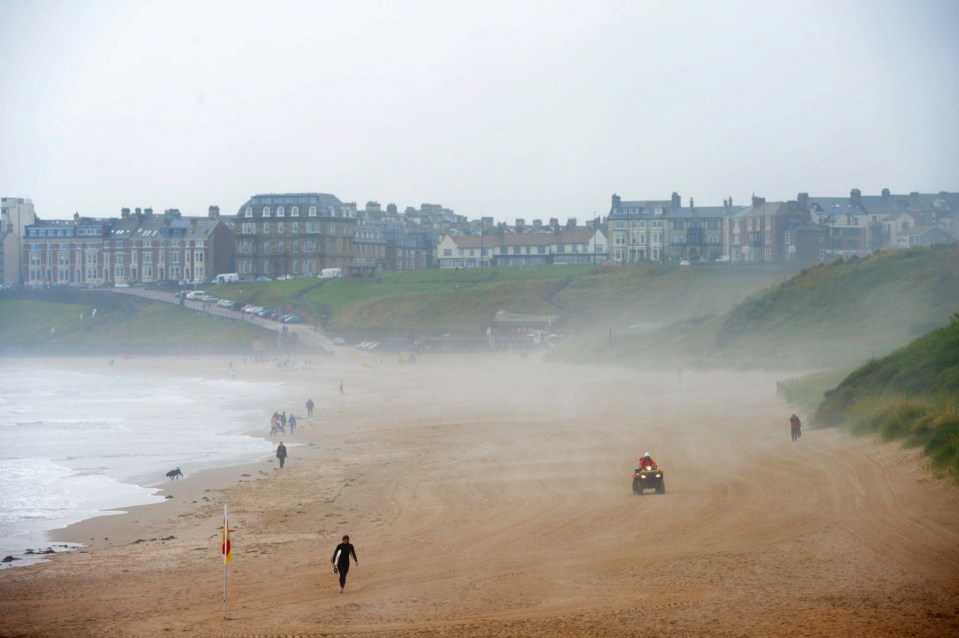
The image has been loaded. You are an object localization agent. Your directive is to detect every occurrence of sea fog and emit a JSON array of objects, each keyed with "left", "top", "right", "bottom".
[{"left": 0, "top": 363, "right": 280, "bottom": 567}]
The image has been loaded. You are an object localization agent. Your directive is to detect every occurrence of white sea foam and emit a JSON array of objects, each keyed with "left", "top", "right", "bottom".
[{"left": 0, "top": 364, "right": 283, "bottom": 567}]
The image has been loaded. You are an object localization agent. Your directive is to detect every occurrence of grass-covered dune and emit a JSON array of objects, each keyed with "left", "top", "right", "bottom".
[
  {"left": 556, "top": 246, "right": 959, "bottom": 370},
  {"left": 812, "top": 315, "right": 959, "bottom": 481},
  {"left": 0, "top": 291, "right": 272, "bottom": 355},
  {"left": 286, "top": 263, "right": 788, "bottom": 336},
  {"left": 3, "top": 246, "right": 957, "bottom": 368}
]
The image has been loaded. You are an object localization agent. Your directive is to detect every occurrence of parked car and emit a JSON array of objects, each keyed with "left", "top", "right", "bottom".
[
  {"left": 280, "top": 314, "right": 300, "bottom": 323},
  {"left": 256, "top": 276, "right": 271, "bottom": 282}
]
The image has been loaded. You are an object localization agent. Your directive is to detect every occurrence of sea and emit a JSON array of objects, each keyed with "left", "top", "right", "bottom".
[{"left": 0, "top": 362, "right": 282, "bottom": 568}]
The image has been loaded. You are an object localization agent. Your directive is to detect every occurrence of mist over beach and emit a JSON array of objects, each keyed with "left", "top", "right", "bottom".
[{"left": 1, "top": 350, "right": 957, "bottom": 637}]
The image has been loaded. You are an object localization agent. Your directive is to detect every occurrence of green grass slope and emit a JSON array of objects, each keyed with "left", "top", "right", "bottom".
[
  {"left": 557, "top": 246, "right": 959, "bottom": 370},
  {"left": 0, "top": 292, "right": 273, "bottom": 355},
  {"left": 295, "top": 264, "right": 787, "bottom": 337},
  {"left": 812, "top": 315, "right": 959, "bottom": 481}
]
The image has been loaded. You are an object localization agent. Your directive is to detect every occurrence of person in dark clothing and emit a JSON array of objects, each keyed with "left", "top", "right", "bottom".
[
  {"left": 790, "top": 414, "right": 802, "bottom": 442},
  {"left": 288, "top": 413, "right": 297, "bottom": 434},
  {"left": 276, "top": 442, "right": 288, "bottom": 468},
  {"left": 306, "top": 398, "right": 314, "bottom": 419},
  {"left": 331, "top": 535, "right": 358, "bottom": 592}
]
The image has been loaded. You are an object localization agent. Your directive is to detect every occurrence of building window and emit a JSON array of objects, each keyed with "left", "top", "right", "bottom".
[
  {"left": 277, "top": 207, "right": 285, "bottom": 217},
  {"left": 263, "top": 207, "right": 270, "bottom": 217},
  {"left": 245, "top": 207, "right": 253, "bottom": 217},
  {"left": 263, "top": 223, "right": 271, "bottom": 234},
  {"left": 291, "top": 206, "right": 299, "bottom": 217}
]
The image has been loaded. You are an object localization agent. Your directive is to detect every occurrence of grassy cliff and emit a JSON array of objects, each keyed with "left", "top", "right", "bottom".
[
  {"left": 0, "top": 291, "right": 272, "bottom": 355},
  {"left": 3, "top": 246, "right": 957, "bottom": 368},
  {"left": 812, "top": 315, "right": 959, "bottom": 481},
  {"left": 556, "top": 246, "right": 959, "bottom": 370}
]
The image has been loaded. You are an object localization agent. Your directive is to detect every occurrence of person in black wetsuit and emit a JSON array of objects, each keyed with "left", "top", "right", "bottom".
[{"left": 331, "top": 535, "right": 358, "bottom": 592}]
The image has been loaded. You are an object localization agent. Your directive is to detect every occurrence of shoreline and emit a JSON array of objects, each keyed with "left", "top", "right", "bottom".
[{"left": 2, "top": 354, "right": 344, "bottom": 567}]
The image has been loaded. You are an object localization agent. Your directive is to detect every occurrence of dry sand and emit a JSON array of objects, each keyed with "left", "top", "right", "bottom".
[{"left": 1, "top": 351, "right": 958, "bottom": 637}]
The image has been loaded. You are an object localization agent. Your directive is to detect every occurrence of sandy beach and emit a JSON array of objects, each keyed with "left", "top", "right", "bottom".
[{"left": 1, "top": 351, "right": 958, "bottom": 637}]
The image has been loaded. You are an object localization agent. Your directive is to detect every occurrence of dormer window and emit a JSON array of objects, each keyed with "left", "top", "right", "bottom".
[
  {"left": 291, "top": 206, "right": 299, "bottom": 217},
  {"left": 263, "top": 207, "right": 271, "bottom": 217},
  {"left": 277, "top": 207, "right": 285, "bottom": 217},
  {"left": 308, "top": 206, "right": 317, "bottom": 217},
  {"left": 245, "top": 207, "right": 253, "bottom": 217}
]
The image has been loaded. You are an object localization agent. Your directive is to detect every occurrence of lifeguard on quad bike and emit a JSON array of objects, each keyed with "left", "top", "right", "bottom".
[{"left": 632, "top": 452, "right": 665, "bottom": 494}]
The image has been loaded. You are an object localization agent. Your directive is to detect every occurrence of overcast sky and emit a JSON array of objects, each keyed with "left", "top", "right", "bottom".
[{"left": 2, "top": 0, "right": 957, "bottom": 222}]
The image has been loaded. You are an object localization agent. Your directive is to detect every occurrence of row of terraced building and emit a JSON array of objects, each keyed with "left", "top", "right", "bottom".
[{"left": 1, "top": 188, "right": 956, "bottom": 287}]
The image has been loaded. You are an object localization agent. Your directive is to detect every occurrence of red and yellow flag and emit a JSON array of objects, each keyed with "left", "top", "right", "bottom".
[{"left": 222, "top": 505, "right": 232, "bottom": 565}]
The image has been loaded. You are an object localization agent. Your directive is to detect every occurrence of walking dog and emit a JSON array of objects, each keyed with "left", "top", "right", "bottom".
[{"left": 165, "top": 466, "right": 183, "bottom": 480}]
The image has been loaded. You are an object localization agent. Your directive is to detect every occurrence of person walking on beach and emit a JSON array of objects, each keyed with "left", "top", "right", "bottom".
[
  {"left": 306, "top": 398, "right": 314, "bottom": 420},
  {"left": 339, "top": 380, "right": 344, "bottom": 395},
  {"left": 789, "top": 413, "right": 802, "bottom": 442},
  {"left": 276, "top": 441, "right": 288, "bottom": 468},
  {"left": 288, "top": 413, "right": 297, "bottom": 434},
  {"left": 331, "top": 535, "right": 358, "bottom": 592}
]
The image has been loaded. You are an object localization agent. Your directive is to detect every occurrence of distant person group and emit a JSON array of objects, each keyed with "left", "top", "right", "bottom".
[{"left": 270, "top": 410, "right": 297, "bottom": 438}]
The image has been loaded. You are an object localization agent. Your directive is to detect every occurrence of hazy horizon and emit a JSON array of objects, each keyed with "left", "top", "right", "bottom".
[{"left": 2, "top": 0, "right": 957, "bottom": 222}]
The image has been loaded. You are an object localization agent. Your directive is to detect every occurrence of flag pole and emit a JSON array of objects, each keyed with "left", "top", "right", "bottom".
[{"left": 223, "top": 504, "right": 229, "bottom": 619}]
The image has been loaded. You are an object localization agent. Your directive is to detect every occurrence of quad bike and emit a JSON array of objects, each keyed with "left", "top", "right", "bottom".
[{"left": 632, "top": 465, "right": 665, "bottom": 494}]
